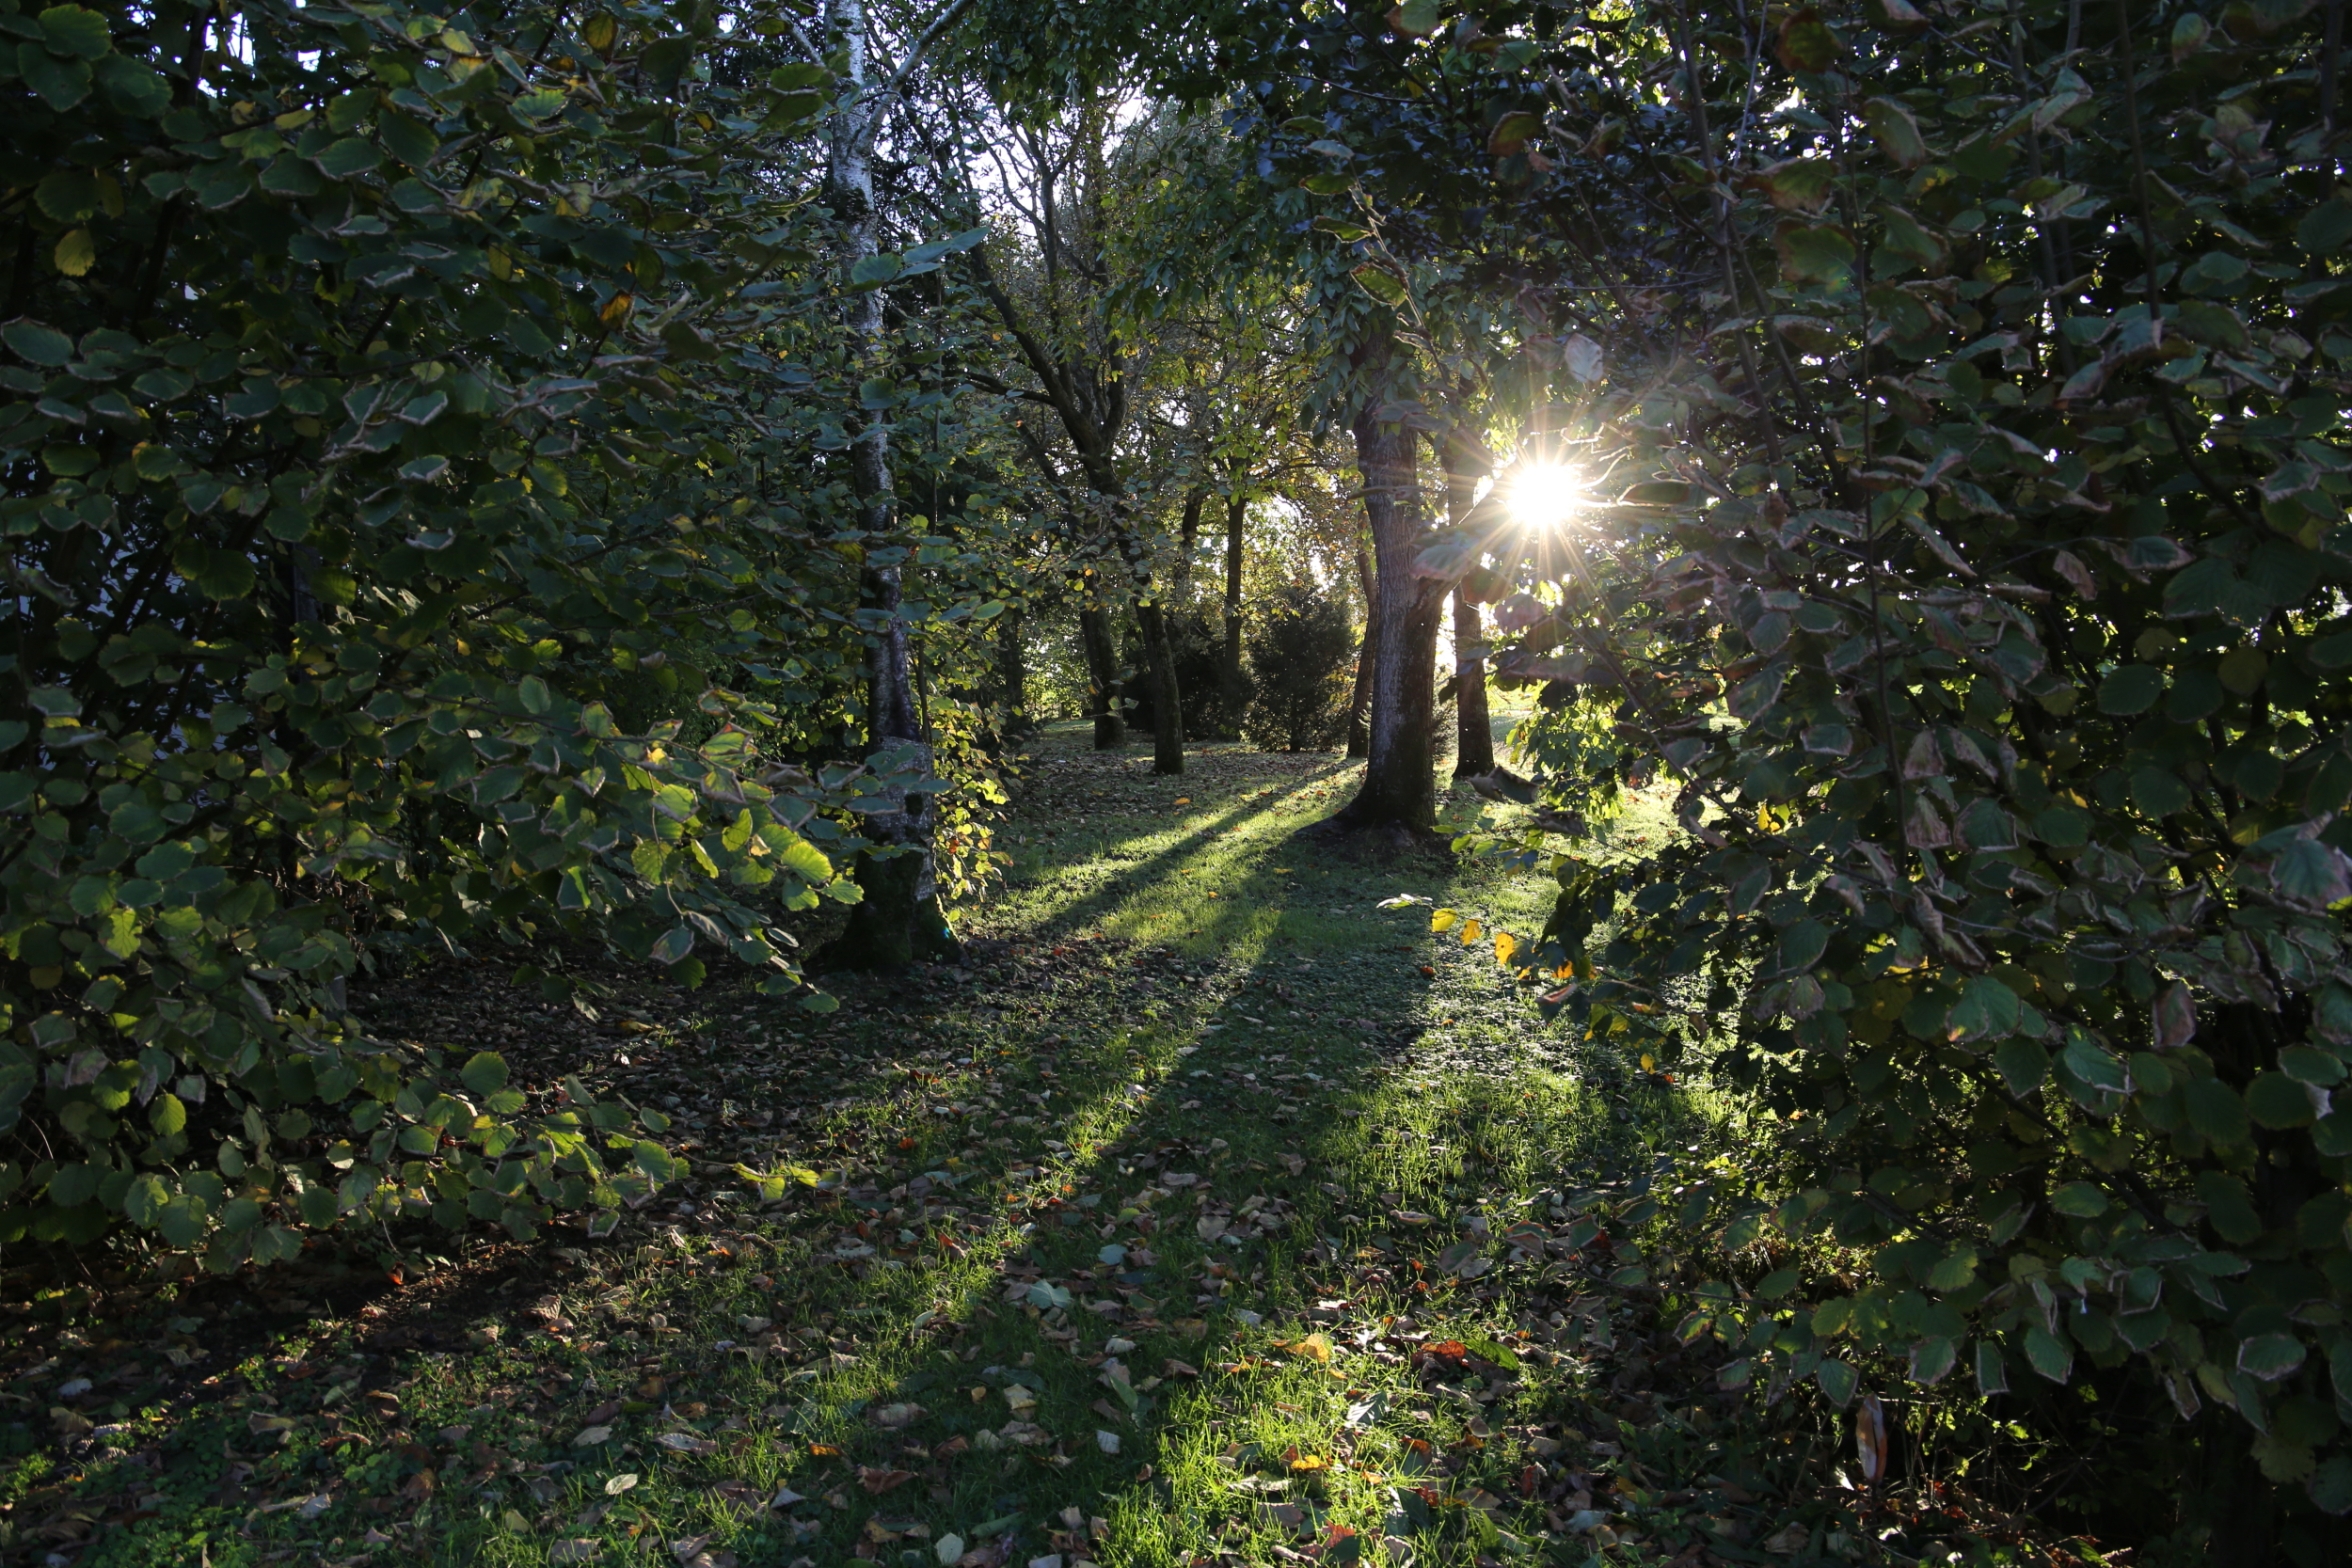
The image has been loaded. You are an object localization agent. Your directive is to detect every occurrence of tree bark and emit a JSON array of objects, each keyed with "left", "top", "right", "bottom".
[
  {"left": 1452, "top": 592, "right": 1494, "bottom": 779},
  {"left": 1331, "top": 373, "right": 1443, "bottom": 836},
  {"left": 1079, "top": 601, "right": 1124, "bottom": 749},
  {"left": 1344, "top": 538, "right": 1375, "bottom": 758},
  {"left": 810, "top": 0, "right": 956, "bottom": 971},
  {"left": 1175, "top": 487, "right": 1204, "bottom": 602},
  {"left": 1438, "top": 435, "right": 1495, "bottom": 779},
  {"left": 1135, "top": 599, "right": 1185, "bottom": 775},
  {"left": 1220, "top": 489, "right": 1248, "bottom": 738},
  {"left": 995, "top": 604, "right": 1027, "bottom": 741}
]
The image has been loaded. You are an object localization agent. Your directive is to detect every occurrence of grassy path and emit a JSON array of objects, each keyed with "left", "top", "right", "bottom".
[{"left": 6, "top": 729, "right": 2049, "bottom": 1568}]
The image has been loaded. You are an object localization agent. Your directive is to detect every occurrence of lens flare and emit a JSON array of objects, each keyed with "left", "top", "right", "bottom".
[{"left": 1506, "top": 462, "right": 1583, "bottom": 530}]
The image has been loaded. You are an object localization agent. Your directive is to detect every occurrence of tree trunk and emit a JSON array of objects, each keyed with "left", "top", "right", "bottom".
[
  {"left": 1438, "top": 435, "right": 1495, "bottom": 779},
  {"left": 1175, "top": 487, "right": 1204, "bottom": 603},
  {"left": 1079, "top": 602, "right": 1124, "bottom": 749},
  {"left": 1220, "top": 490, "right": 1248, "bottom": 738},
  {"left": 1135, "top": 599, "right": 1185, "bottom": 775},
  {"left": 996, "top": 604, "right": 1027, "bottom": 741},
  {"left": 810, "top": 0, "right": 956, "bottom": 972},
  {"left": 1345, "top": 538, "right": 1375, "bottom": 758},
  {"left": 1452, "top": 592, "right": 1494, "bottom": 779},
  {"left": 1331, "top": 377, "right": 1442, "bottom": 836}
]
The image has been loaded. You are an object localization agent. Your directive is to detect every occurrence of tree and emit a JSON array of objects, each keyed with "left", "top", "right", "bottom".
[
  {"left": 1244, "top": 584, "right": 1355, "bottom": 752},
  {"left": 795, "top": 0, "right": 985, "bottom": 973}
]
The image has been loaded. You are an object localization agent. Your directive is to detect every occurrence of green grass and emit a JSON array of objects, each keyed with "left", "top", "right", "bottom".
[{"left": 6, "top": 725, "right": 2062, "bottom": 1568}]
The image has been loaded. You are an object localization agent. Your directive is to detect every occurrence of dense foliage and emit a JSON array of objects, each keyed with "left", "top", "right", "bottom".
[
  {"left": 1258, "top": 0, "right": 2352, "bottom": 1518},
  {"left": 0, "top": 0, "right": 1027, "bottom": 1263},
  {"left": 1244, "top": 582, "right": 1357, "bottom": 751}
]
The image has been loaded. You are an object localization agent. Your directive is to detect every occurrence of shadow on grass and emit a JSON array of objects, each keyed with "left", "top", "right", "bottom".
[{"left": 41, "top": 737, "right": 1715, "bottom": 1568}]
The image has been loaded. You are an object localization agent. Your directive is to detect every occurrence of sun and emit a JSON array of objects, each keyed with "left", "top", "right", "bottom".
[{"left": 1504, "top": 461, "right": 1584, "bottom": 531}]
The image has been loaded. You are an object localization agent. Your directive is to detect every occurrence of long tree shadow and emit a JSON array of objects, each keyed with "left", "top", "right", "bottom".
[{"left": 49, "top": 740, "right": 1712, "bottom": 1568}]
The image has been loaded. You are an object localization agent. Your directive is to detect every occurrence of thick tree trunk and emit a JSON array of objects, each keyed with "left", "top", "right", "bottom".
[
  {"left": 1344, "top": 539, "right": 1375, "bottom": 758},
  {"left": 1438, "top": 436, "right": 1495, "bottom": 780},
  {"left": 1220, "top": 491, "right": 1248, "bottom": 738},
  {"left": 1079, "top": 602, "right": 1124, "bottom": 749},
  {"left": 1134, "top": 599, "right": 1185, "bottom": 775},
  {"left": 1331, "top": 382, "right": 1443, "bottom": 837},
  {"left": 810, "top": 0, "right": 955, "bottom": 971}
]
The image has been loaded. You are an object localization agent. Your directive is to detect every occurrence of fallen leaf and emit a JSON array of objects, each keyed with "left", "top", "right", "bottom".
[
  {"left": 1288, "top": 1333, "right": 1333, "bottom": 1364},
  {"left": 551, "top": 1543, "right": 604, "bottom": 1563},
  {"left": 935, "top": 1534, "right": 967, "bottom": 1565},
  {"left": 873, "top": 1402, "right": 926, "bottom": 1429},
  {"left": 858, "top": 1466, "right": 915, "bottom": 1495},
  {"left": 572, "top": 1425, "right": 614, "bottom": 1447},
  {"left": 1096, "top": 1429, "right": 1121, "bottom": 1453},
  {"left": 607, "top": 1473, "right": 641, "bottom": 1495}
]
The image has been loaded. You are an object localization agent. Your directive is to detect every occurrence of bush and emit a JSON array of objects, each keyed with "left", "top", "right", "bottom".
[
  {"left": 1243, "top": 586, "right": 1354, "bottom": 752},
  {"left": 1120, "top": 610, "right": 1240, "bottom": 739},
  {"left": 0, "top": 0, "right": 908, "bottom": 1265}
]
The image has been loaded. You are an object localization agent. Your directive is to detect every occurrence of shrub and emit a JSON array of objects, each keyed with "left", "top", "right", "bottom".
[
  {"left": 0, "top": 0, "right": 904, "bottom": 1264},
  {"left": 1243, "top": 585, "right": 1354, "bottom": 752}
]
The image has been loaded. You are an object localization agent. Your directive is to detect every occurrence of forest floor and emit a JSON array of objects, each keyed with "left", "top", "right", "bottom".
[{"left": 0, "top": 726, "right": 2111, "bottom": 1568}]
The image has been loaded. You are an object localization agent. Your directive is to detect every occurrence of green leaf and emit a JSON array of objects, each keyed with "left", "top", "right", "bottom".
[
  {"left": 1861, "top": 98, "right": 1928, "bottom": 168},
  {"left": 2238, "top": 1332, "right": 2307, "bottom": 1382},
  {"left": 2247, "top": 1070, "right": 2318, "bottom": 1129},
  {"left": 123, "top": 1173, "right": 169, "bottom": 1227},
  {"left": 2024, "top": 1325, "right": 2074, "bottom": 1384},
  {"left": 316, "top": 137, "right": 383, "bottom": 179},
  {"left": 2185, "top": 1076, "right": 2252, "bottom": 1147},
  {"left": 1947, "top": 976, "right": 2023, "bottom": 1043},
  {"left": 1814, "top": 1357, "right": 1859, "bottom": 1405},
  {"left": 1908, "top": 1336, "right": 1957, "bottom": 1384},
  {"left": 1993, "top": 1037, "right": 2047, "bottom": 1097},
  {"left": 156, "top": 1194, "right": 208, "bottom": 1247},
  {"left": 633, "top": 1140, "right": 675, "bottom": 1182},
  {"left": 4, "top": 321, "right": 73, "bottom": 367},
  {"left": 38, "top": 6, "right": 113, "bottom": 59},
  {"left": 378, "top": 113, "right": 440, "bottom": 168},
  {"left": 2051, "top": 1181, "right": 2108, "bottom": 1217},
  {"left": 2096, "top": 665, "right": 2166, "bottom": 714},
  {"left": 1775, "top": 222, "right": 1856, "bottom": 284},
  {"left": 2298, "top": 198, "right": 2352, "bottom": 255},
  {"left": 460, "top": 1052, "right": 510, "bottom": 1097},
  {"left": 1392, "top": 0, "right": 1443, "bottom": 36},
  {"left": 1925, "top": 1248, "right": 1977, "bottom": 1291},
  {"left": 149, "top": 1092, "right": 186, "bottom": 1136},
  {"left": 2308, "top": 1455, "right": 2352, "bottom": 1515},
  {"left": 94, "top": 53, "right": 167, "bottom": 114},
  {"left": 651, "top": 926, "right": 693, "bottom": 965},
  {"left": 18, "top": 47, "right": 92, "bottom": 109},
  {"left": 1775, "top": 8, "right": 1840, "bottom": 71}
]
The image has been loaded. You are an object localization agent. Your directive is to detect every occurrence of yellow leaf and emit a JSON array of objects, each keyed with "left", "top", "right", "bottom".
[
  {"left": 1289, "top": 1453, "right": 1331, "bottom": 1472},
  {"left": 1289, "top": 1332, "right": 1333, "bottom": 1363},
  {"left": 54, "top": 229, "right": 95, "bottom": 277},
  {"left": 1640, "top": 1053, "right": 1656, "bottom": 1073},
  {"left": 1430, "top": 909, "right": 1458, "bottom": 933},
  {"left": 1493, "top": 929, "right": 1518, "bottom": 966},
  {"left": 1459, "top": 918, "right": 1484, "bottom": 944},
  {"left": 600, "top": 292, "right": 634, "bottom": 325},
  {"left": 1173, "top": 797, "right": 1191, "bottom": 805}
]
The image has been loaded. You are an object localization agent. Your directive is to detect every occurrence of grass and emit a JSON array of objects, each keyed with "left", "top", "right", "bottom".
[{"left": 0, "top": 724, "right": 2082, "bottom": 1568}]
